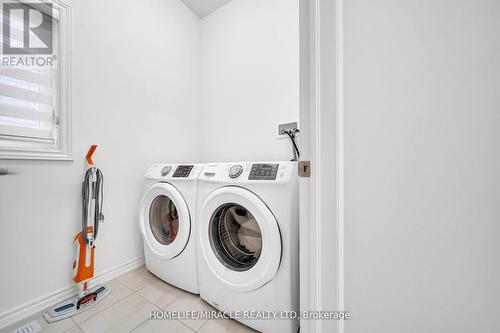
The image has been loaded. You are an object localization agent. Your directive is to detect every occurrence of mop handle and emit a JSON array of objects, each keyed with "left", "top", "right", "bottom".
[
  {"left": 74, "top": 145, "right": 101, "bottom": 285},
  {"left": 82, "top": 145, "right": 104, "bottom": 246}
]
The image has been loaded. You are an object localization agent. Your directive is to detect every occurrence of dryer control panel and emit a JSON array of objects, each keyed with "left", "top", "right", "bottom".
[
  {"left": 173, "top": 165, "right": 194, "bottom": 178},
  {"left": 145, "top": 164, "right": 202, "bottom": 180}
]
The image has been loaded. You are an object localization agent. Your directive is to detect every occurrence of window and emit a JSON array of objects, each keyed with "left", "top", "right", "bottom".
[{"left": 0, "top": 0, "right": 71, "bottom": 160}]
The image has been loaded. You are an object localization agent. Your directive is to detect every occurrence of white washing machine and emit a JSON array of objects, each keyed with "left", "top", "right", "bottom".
[
  {"left": 139, "top": 164, "right": 202, "bottom": 294},
  {"left": 197, "top": 162, "right": 299, "bottom": 333}
]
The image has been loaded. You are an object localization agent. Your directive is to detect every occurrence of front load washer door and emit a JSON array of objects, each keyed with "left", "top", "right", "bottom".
[
  {"left": 140, "top": 183, "right": 190, "bottom": 259},
  {"left": 198, "top": 186, "right": 282, "bottom": 292}
]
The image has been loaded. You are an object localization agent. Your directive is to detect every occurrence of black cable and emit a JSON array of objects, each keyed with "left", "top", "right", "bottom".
[
  {"left": 82, "top": 167, "right": 104, "bottom": 244},
  {"left": 94, "top": 168, "right": 104, "bottom": 240},
  {"left": 82, "top": 169, "right": 89, "bottom": 243},
  {"left": 285, "top": 130, "right": 300, "bottom": 161}
]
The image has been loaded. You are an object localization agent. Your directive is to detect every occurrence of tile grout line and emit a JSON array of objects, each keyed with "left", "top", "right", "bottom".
[
  {"left": 126, "top": 317, "right": 151, "bottom": 333},
  {"left": 114, "top": 277, "right": 135, "bottom": 293},
  {"left": 178, "top": 318, "right": 198, "bottom": 332},
  {"left": 71, "top": 317, "right": 84, "bottom": 333},
  {"left": 195, "top": 317, "right": 211, "bottom": 332},
  {"left": 159, "top": 290, "right": 185, "bottom": 309},
  {"left": 135, "top": 285, "right": 207, "bottom": 333},
  {"left": 126, "top": 270, "right": 161, "bottom": 333},
  {"left": 125, "top": 302, "right": 159, "bottom": 333},
  {"left": 79, "top": 291, "right": 158, "bottom": 333},
  {"left": 133, "top": 276, "right": 186, "bottom": 310}
]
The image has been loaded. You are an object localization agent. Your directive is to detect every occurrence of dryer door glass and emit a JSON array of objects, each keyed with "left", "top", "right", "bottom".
[
  {"left": 149, "top": 195, "right": 179, "bottom": 245},
  {"left": 210, "top": 204, "right": 262, "bottom": 271}
]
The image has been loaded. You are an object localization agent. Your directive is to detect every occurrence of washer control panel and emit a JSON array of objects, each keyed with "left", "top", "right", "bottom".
[
  {"left": 248, "top": 163, "right": 279, "bottom": 180},
  {"left": 173, "top": 165, "right": 194, "bottom": 178},
  {"left": 200, "top": 162, "right": 295, "bottom": 183},
  {"left": 228, "top": 165, "right": 243, "bottom": 178}
]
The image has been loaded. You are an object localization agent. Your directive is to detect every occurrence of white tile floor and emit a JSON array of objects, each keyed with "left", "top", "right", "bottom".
[{"left": 2, "top": 266, "right": 257, "bottom": 333}]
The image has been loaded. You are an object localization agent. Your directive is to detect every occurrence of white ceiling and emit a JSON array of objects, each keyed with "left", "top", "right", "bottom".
[{"left": 182, "top": 0, "right": 232, "bottom": 18}]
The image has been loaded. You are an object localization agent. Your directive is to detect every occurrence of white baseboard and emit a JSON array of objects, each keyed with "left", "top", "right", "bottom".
[{"left": 0, "top": 256, "right": 145, "bottom": 330}]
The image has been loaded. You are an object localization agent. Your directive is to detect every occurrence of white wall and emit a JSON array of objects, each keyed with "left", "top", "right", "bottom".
[
  {"left": 343, "top": 1, "right": 500, "bottom": 332},
  {"left": 0, "top": 0, "right": 200, "bottom": 320},
  {"left": 200, "top": 0, "right": 300, "bottom": 162}
]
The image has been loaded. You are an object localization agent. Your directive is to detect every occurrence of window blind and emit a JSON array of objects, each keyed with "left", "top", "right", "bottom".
[{"left": 0, "top": 2, "right": 58, "bottom": 142}]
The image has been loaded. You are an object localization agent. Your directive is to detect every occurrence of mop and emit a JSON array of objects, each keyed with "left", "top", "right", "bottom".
[{"left": 43, "top": 145, "right": 111, "bottom": 322}]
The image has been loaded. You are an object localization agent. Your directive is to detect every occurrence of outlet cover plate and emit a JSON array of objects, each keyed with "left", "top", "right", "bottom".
[{"left": 277, "top": 121, "right": 299, "bottom": 139}]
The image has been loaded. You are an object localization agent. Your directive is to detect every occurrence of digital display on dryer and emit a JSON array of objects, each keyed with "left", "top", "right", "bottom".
[
  {"left": 248, "top": 164, "right": 279, "bottom": 180},
  {"left": 173, "top": 165, "right": 194, "bottom": 177}
]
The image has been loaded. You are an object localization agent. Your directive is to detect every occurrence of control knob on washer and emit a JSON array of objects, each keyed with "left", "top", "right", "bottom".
[
  {"left": 161, "top": 166, "right": 172, "bottom": 177},
  {"left": 229, "top": 165, "right": 243, "bottom": 178}
]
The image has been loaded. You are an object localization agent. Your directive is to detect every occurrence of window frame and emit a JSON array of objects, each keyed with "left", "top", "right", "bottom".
[{"left": 0, "top": 0, "right": 72, "bottom": 161}]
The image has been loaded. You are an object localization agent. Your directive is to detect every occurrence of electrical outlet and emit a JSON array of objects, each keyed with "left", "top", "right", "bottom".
[{"left": 277, "top": 121, "right": 299, "bottom": 139}]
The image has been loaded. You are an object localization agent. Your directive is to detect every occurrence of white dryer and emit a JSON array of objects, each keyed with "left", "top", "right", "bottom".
[
  {"left": 139, "top": 164, "right": 202, "bottom": 294},
  {"left": 196, "top": 162, "right": 299, "bottom": 333}
]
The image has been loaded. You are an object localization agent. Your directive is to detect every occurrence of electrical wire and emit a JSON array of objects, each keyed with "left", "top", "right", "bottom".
[
  {"left": 285, "top": 129, "right": 300, "bottom": 161},
  {"left": 82, "top": 167, "right": 104, "bottom": 244}
]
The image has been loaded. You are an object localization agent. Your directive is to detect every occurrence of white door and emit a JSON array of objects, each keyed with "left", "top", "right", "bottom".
[
  {"left": 198, "top": 186, "right": 282, "bottom": 292},
  {"left": 140, "top": 183, "right": 191, "bottom": 259},
  {"left": 301, "top": 0, "right": 500, "bottom": 332}
]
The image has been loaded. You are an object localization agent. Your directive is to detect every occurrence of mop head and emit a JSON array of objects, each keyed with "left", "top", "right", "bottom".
[{"left": 43, "top": 284, "right": 111, "bottom": 322}]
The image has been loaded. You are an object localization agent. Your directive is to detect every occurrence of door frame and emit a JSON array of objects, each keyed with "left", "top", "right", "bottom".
[{"left": 299, "top": 0, "right": 344, "bottom": 333}]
